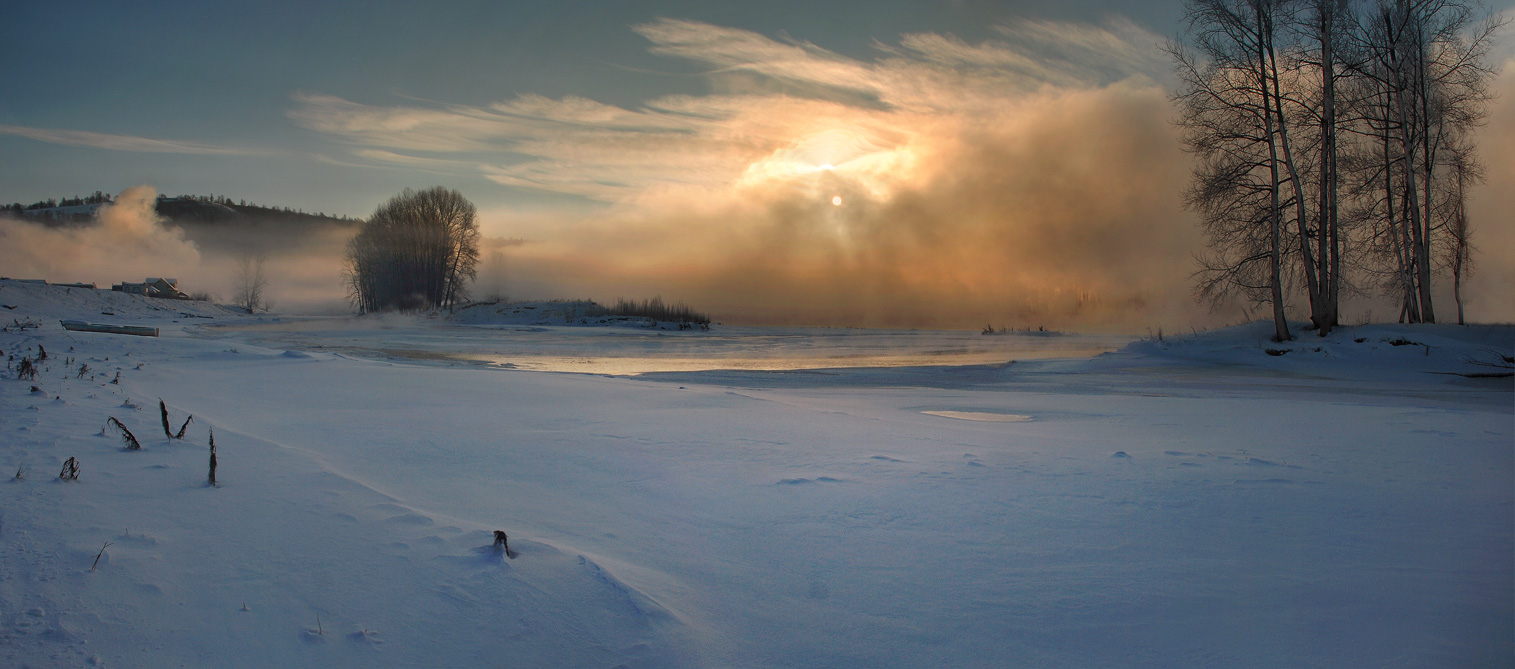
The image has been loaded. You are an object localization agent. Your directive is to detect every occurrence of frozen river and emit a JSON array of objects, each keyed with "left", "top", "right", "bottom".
[{"left": 201, "top": 317, "right": 1136, "bottom": 374}]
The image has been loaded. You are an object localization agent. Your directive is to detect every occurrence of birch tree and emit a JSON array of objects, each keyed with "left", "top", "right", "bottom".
[
  {"left": 1345, "top": 0, "right": 1499, "bottom": 323},
  {"left": 1178, "top": 0, "right": 1499, "bottom": 330},
  {"left": 1174, "top": 0, "right": 1296, "bottom": 341}
]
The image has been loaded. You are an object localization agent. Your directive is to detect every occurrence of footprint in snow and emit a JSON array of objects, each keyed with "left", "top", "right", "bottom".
[
  {"left": 347, "top": 629, "right": 383, "bottom": 644},
  {"left": 384, "top": 514, "right": 434, "bottom": 527},
  {"left": 115, "top": 532, "right": 158, "bottom": 547},
  {"left": 807, "top": 582, "right": 831, "bottom": 599},
  {"left": 456, "top": 544, "right": 518, "bottom": 563},
  {"left": 777, "top": 477, "right": 841, "bottom": 485}
]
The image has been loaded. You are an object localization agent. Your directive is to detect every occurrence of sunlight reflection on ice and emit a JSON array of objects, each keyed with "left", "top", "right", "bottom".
[
  {"left": 208, "top": 319, "right": 1132, "bottom": 375},
  {"left": 921, "top": 411, "right": 1033, "bottom": 422}
]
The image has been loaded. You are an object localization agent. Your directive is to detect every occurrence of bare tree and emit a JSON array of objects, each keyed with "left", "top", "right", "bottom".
[
  {"left": 345, "top": 187, "right": 480, "bottom": 313},
  {"left": 1344, "top": 0, "right": 1500, "bottom": 323},
  {"left": 1281, "top": 0, "right": 1352, "bottom": 334},
  {"left": 1445, "top": 140, "right": 1478, "bottom": 324},
  {"left": 233, "top": 253, "right": 269, "bottom": 314},
  {"left": 1178, "top": 0, "right": 1500, "bottom": 331},
  {"left": 1173, "top": 0, "right": 1297, "bottom": 341}
]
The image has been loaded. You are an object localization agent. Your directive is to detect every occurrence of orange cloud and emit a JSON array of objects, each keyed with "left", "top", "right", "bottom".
[{"left": 289, "top": 16, "right": 1513, "bottom": 328}]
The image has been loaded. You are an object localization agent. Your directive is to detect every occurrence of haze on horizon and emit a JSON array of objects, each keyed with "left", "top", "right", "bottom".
[{"left": 2, "top": 0, "right": 1512, "bottom": 329}]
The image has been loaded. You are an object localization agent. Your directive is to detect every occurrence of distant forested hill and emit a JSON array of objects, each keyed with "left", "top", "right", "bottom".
[
  {"left": 3, "top": 192, "right": 358, "bottom": 228},
  {"left": 2, "top": 192, "right": 360, "bottom": 255}
]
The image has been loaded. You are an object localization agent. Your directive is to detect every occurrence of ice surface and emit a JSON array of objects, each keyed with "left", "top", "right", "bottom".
[
  {"left": 0, "top": 279, "right": 1510, "bottom": 667},
  {"left": 206, "top": 310, "right": 1134, "bottom": 374},
  {"left": 921, "top": 410, "right": 1034, "bottom": 422}
]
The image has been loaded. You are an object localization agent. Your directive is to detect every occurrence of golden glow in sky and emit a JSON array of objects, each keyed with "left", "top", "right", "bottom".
[{"left": 5, "top": 10, "right": 1510, "bottom": 328}]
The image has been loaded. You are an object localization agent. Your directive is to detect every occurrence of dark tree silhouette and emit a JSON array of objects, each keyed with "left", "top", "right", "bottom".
[
  {"left": 345, "top": 187, "right": 480, "bottom": 313},
  {"left": 1174, "top": 0, "right": 1499, "bottom": 333},
  {"left": 1172, "top": 0, "right": 1296, "bottom": 341}
]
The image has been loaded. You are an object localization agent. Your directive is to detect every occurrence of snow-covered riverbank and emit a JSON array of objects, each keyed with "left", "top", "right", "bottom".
[{"left": 2, "top": 280, "right": 1510, "bottom": 667}]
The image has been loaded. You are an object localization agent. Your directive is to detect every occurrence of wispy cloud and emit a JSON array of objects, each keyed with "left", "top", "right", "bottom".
[
  {"left": 989, "top": 16, "right": 1170, "bottom": 81},
  {"left": 632, "top": 18, "right": 885, "bottom": 97},
  {"left": 288, "top": 16, "right": 1167, "bottom": 201},
  {"left": 0, "top": 124, "right": 263, "bottom": 155},
  {"left": 289, "top": 16, "right": 1209, "bottom": 328},
  {"left": 351, "top": 149, "right": 477, "bottom": 172}
]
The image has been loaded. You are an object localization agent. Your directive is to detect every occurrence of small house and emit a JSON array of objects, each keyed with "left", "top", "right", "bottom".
[{"left": 112, "top": 277, "right": 188, "bottom": 299}]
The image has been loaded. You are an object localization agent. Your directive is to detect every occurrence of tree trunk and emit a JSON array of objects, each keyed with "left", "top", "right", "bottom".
[
  {"left": 1388, "top": 3, "right": 1435, "bottom": 323},
  {"left": 1316, "top": 0, "right": 1340, "bottom": 335},
  {"left": 1383, "top": 122, "right": 1417, "bottom": 322},
  {"left": 1260, "top": 5, "right": 1290, "bottom": 342},
  {"left": 1452, "top": 157, "right": 1469, "bottom": 325},
  {"left": 1267, "top": 20, "right": 1322, "bottom": 330},
  {"left": 1416, "top": 20, "right": 1440, "bottom": 325}
]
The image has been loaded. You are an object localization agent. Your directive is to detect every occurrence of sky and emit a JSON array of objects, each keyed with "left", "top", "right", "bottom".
[{"left": 1, "top": 0, "right": 1511, "bottom": 328}]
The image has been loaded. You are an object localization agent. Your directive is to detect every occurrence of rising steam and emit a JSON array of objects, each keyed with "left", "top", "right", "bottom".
[
  {"left": 489, "top": 83, "right": 1204, "bottom": 330},
  {"left": 0, "top": 186, "right": 353, "bottom": 312},
  {"left": 0, "top": 186, "right": 200, "bottom": 285}
]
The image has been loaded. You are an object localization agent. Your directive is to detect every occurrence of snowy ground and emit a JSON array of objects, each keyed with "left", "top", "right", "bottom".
[{"left": 1, "top": 280, "right": 1510, "bottom": 667}]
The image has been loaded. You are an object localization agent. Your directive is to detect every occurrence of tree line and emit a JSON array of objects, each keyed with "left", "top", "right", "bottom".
[
  {"left": 2, "top": 191, "right": 359, "bottom": 224},
  {"left": 2, "top": 191, "right": 113, "bottom": 215},
  {"left": 1172, "top": 0, "right": 1501, "bottom": 339}
]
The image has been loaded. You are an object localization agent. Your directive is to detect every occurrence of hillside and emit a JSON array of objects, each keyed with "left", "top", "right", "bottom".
[
  {"left": 0, "top": 279, "right": 247, "bottom": 324},
  {"left": 5, "top": 193, "right": 357, "bottom": 228},
  {"left": 3, "top": 193, "right": 361, "bottom": 257}
]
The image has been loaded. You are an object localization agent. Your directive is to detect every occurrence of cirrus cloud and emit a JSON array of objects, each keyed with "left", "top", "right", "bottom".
[{"left": 0, "top": 124, "right": 266, "bottom": 155}]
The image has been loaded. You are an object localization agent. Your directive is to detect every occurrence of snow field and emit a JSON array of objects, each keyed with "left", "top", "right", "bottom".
[
  {"left": 0, "top": 281, "right": 1510, "bottom": 666},
  {"left": 2, "top": 341, "right": 688, "bottom": 667}
]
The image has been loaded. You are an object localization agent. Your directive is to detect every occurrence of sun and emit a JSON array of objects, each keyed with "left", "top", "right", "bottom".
[{"left": 832, "top": 196, "right": 842, "bottom": 206}]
